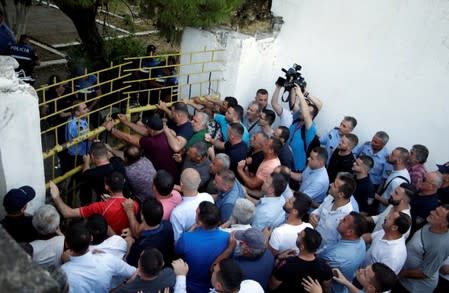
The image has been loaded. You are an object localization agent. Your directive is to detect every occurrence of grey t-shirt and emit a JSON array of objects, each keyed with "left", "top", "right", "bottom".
[{"left": 400, "top": 224, "right": 449, "bottom": 291}]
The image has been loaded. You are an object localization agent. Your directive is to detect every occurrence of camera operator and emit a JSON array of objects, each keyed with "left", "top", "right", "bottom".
[
  {"left": 271, "top": 81, "right": 323, "bottom": 129},
  {"left": 286, "top": 85, "right": 320, "bottom": 173}
]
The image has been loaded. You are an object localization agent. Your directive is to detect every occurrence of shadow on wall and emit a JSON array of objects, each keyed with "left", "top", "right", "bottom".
[{"left": 0, "top": 150, "right": 6, "bottom": 219}]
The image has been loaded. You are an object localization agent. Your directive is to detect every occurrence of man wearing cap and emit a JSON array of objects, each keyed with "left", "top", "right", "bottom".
[
  {"left": 158, "top": 102, "right": 194, "bottom": 153},
  {"left": 1, "top": 185, "right": 38, "bottom": 243},
  {"left": 437, "top": 162, "right": 449, "bottom": 204},
  {"left": 104, "top": 113, "right": 179, "bottom": 178},
  {"left": 232, "top": 228, "right": 275, "bottom": 290}
]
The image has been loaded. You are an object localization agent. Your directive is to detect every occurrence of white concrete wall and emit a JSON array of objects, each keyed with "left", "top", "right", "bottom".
[
  {"left": 181, "top": 0, "right": 449, "bottom": 170},
  {"left": 0, "top": 57, "right": 46, "bottom": 218}
]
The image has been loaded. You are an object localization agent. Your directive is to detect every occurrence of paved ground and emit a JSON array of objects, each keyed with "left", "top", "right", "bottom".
[
  {"left": 4, "top": 2, "right": 177, "bottom": 86},
  {"left": 24, "top": 4, "right": 79, "bottom": 46}
]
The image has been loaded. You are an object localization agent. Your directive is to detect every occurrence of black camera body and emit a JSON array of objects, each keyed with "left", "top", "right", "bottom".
[{"left": 276, "top": 63, "right": 307, "bottom": 93}]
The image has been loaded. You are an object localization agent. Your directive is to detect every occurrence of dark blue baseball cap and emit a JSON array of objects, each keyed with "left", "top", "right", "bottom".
[
  {"left": 3, "top": 186, "right": 35, "bottom": 213},
  {"left": 437, "top": 162, "right": 449, "bottom": 174}
]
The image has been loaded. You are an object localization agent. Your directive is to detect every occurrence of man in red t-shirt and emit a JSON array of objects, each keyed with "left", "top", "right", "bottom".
[{"left": 50, "top": 172, "right": 138, "bottom": 234}]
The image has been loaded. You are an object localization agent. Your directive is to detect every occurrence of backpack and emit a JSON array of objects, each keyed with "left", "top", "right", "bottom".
[{"left": 300, "top": 126, "right": 320, "bottom": 158}]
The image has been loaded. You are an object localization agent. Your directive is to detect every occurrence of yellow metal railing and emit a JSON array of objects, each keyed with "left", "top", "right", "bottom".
[{"left": 38, "top": 49, "right": 224, "bottom": 186}]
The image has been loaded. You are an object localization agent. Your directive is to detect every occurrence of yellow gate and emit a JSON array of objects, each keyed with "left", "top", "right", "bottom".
[{"left": 37, "top": 49, "right": 224, "bottom": 187}]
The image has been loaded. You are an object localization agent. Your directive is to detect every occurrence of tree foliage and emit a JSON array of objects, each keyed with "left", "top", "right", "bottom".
[
  {"left": 139, "top": 0, "right": 244, "bottom": 43},
  {"left": 53, "top": 0, "right": 106, "bottom": 65}
]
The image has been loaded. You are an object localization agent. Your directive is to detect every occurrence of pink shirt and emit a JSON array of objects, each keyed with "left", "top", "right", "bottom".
[
  {"left": 158, "top": 190, "right": 182, "bottom": 220},
  {"left": 407, "top": 163, "right": 427, "bottom": 189},
  {"left": 256, "top": 157, "right": 281, "bottom": 182}
]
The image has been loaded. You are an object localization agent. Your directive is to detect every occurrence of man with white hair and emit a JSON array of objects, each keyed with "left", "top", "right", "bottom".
[
  {"left": 243, "top": 101, "right": 262, "bottom": 137},
  {"left": 185, "top": 111, "right": 211, "bottom": 151},
  {"left": 170, "top": 168, "right": 214, "bottom": 242},
  {"left": 206, "top": 153, "right": 231, "bottom": 194},
  {"left": 30, "top": 204, "right": 65, "bottom": 269},
  {"left": 221, "top": 198, "right": 256, "bottom": 232}
]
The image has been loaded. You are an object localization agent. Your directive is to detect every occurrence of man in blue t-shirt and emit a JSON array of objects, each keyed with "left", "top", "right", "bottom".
[
  {"left": 176, "top": 202, "right": 229, "bottom": 293},
  {"left": 287, "top": 85, "right": 319, "bottom": 172},
  {"left": 214, "top": 104, "right": 250, "bottom": 146}
]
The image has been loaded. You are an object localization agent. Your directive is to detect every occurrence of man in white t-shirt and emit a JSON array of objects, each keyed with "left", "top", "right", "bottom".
[
  {"left": 364, "top": 210, "right": 410, "bottom": 274},
  {"left": 170, "top": 168, "right": 214, "bottom": 242},
  {"left": 87, "top": 214, "right": 129, "bottom": 259},
  {"left": 310, "top": 172, "right": 357, "bottom": 253},
  {"left": 268, "top": 191, "right": 313, "bottom": 256}
]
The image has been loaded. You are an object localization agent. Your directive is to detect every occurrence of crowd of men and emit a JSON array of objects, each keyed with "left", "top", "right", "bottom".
[{"left": 2, "top": 75, "right": 449, "bottom": 293}]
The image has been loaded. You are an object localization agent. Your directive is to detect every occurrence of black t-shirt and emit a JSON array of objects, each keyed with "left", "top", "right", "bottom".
[
  {"left": 248, "top": 151, "right": 264, "bottom": 175},
  {"left": 354, "top": 176, "right": 374, "bottom": 213},
  {"left": 278, "top": 144, "right": 295, "bottom": 170},
  {"left": 438, "top": 186, "right": 449, "bottom": 204},
  {"left": 225, "top": 141, "right": 248, "bottom": 174},
  {"left": 327, "top": 148, "right": 355, "bottom": 183},
  {"left": 169, "top": 121, "right": 194, "bottom": 141},
  {"left": 1, "top": 215, "right": 39, "bottom": 243},
  {"left": 273, "top": 256, "right": 333, "bottom": 293},
  {"left": 83, "top": 156, "right": 126, "bottom": 196},
  {"left": 126, "top": 221, "right": 175, "bottom": 268}
]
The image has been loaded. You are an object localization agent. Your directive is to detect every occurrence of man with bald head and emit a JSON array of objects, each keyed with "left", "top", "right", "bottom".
[
  {"left": 170, "top": 168, "right": 214, "bottom": 242},
  {"left": 123, "top": 145, "right": 156, "bottom": 203}
]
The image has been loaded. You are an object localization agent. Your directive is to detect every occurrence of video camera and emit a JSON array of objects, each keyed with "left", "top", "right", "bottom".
[{"left": 276, "top": 63, "right": 307, "bottom": 93}]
